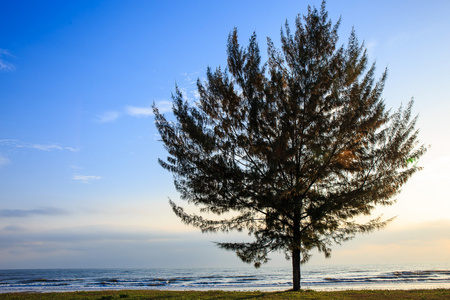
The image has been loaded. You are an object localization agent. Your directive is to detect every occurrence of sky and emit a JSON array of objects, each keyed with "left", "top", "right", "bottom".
[{"left": 0, "top": 0, "right": 449, "bottom": 269}]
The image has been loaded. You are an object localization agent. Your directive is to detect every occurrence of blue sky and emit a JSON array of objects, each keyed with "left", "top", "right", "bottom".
[{"left": 1, "top": 0, "right": 449, "bottom": 269}]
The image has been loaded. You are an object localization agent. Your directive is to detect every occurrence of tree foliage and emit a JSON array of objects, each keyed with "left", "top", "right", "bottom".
[{"left": 153, "top": 1, "right": 426, "bottom": 290}]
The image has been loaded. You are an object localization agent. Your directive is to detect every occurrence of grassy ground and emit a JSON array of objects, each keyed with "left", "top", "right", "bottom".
[{"left": 0, "top": 289, "right": 449, "bottom": 300}]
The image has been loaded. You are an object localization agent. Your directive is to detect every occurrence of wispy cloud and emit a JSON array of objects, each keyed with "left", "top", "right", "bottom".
[
  {"left": 96, "top": 111, "right": 120, "bottom": 123},
  {"left": 156, "top": 100, "right": 173, "bottom": 113},
  {"left": 325, "top": 220, "right": 450, "bottom": 265},
  {"left": 125, "top": 105, "right": 153, "bottom": 117},
  {"left": 0, "top": 49, "right": 14, "bottom": 72},
  {"left": 97, "top": 101, "right": 172, "bottom": 122},
  {"left": 180, "top": 71, "right": 199, "bottom": 85},
  {"left": 72, "top": 174, "right": 103, "bottom": 183},
  {"left": 0, "top": 139, "right": 79, "bottom": 152},
  {"left": 0, "top": 207, "right": 69, "bottom": 218},
  {"left": 180, "top": 72, "right": 201, "bottom": 104},
  {"left": 95, "top": 73, "right": 200, "bottom": 122},
  {"left": 0, "top": 224, "right": 192, "bottom": 254},
  {"left": 126, "top": 101, "right": 172, "bottom": 118}
]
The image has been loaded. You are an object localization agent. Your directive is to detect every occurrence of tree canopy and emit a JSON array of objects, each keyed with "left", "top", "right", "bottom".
[{"left": 153, "top": 2, "right": 426, "bottom": 290}]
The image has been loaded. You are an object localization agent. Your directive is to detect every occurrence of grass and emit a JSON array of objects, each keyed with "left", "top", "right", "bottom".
[{"left": 0, "top": 289, "right": 449, "bottom": 300}]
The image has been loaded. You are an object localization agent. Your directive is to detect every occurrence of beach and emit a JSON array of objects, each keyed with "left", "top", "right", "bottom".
[{"left": 1, "top": 289, "right": 450, "bottom": 299}]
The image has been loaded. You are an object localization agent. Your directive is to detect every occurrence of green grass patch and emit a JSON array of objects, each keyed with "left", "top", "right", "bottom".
[{"left": 0, "top": 289, "right": 449, "bottom": 299}]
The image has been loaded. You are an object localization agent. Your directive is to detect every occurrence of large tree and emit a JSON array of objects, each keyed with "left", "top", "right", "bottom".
[{"left": 153, "top": 2, "right": 426, "bottom": 290}]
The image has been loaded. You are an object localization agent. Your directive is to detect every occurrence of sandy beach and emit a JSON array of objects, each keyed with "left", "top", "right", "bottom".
[{"left": 1, "top": 289, "right": 450, "bottom": 299}]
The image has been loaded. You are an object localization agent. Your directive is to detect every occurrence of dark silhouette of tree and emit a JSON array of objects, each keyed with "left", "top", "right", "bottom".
[{"left": 153, "top": 2, "right": 426, "bottom": 291}]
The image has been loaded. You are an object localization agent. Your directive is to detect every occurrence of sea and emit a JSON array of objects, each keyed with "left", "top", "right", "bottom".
[{"left": 1, "top": 263, "right": 449, "bottom": 293}]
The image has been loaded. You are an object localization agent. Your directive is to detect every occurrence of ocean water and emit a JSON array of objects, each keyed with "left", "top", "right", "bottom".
[{"left": 0, "top": 263, "right": 449, "bottom": 293}]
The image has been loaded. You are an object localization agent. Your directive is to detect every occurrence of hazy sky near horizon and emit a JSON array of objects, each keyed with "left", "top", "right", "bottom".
[{"left": 1, "top": 0, "right": 449, "bottom": 269}]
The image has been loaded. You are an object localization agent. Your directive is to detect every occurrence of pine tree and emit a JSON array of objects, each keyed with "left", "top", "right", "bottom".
[{"left": 153, "top": 2, "right": 426, "bottom": 291}]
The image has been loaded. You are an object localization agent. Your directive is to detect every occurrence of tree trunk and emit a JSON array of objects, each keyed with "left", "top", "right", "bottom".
[
  {"left": 292, "top": 247, "right": 301, "bottom": 291},
  {"left": 292, "top": 208, "right": 301, "bottom": 290}
]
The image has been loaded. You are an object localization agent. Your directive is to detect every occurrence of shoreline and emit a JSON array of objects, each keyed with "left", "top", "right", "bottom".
[
  {"left": 1, "top": 288, "right": 449, "bottom": 299},
  {"left": 2, "top": 282, "right": 449, "bottom": 294}
]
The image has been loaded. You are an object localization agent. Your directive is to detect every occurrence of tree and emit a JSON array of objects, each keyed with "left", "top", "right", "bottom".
[{"left": 153, "top": 2, "right": 426, "bottom": 291}]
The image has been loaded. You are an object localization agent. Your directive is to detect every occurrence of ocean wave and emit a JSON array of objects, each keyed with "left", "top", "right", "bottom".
[
  {"left": 319, "top": 269, "right": 450, "bottom": 285},
  {"left": 1, "top": 265, "right": 449, "bottom": 293}
]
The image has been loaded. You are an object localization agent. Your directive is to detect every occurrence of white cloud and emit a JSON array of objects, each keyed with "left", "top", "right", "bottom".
[
  {"left": 178, "top": 87, "right": 191, "bottom": 102},
  {"left": 98, "top": 101, "right": 172, "bottom": 122},
  {"left": 193, "top": 90, "right": 200, "bottom": 100},
  {"left": 72, "top": 174, "right": 103, "bottom": 183},
  {"left": 0, "top": 224, "right": 239, "bottom": 269},
  {"left": 0, "top": 60, "right": 14, "bottom": 71},
  {"left": 27, "top": 144, "right": 64, "bottom": 151},
  {"left": 156, "top": 100, "right": 173, "bottom": 113},
  {"left": 97, "top": 111, "right": 120, "bottom": 123},
  {"left": 181, "top": 71, "right": 199, "bottom": 85},
  {"left": 126, "top": 105, "right": 153, "bottom": 117},
  {"left": 178, "top": 72, "right": 202, "bottom": 105},
  {"left": 0, "top": 139, "right": 79, "bottom": 152},
  {"left": 0, "top": 49, "right": 14, "bottom": 71},
  {"left": 64, "top": 147, "right": 79, "bottom": 152}
]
